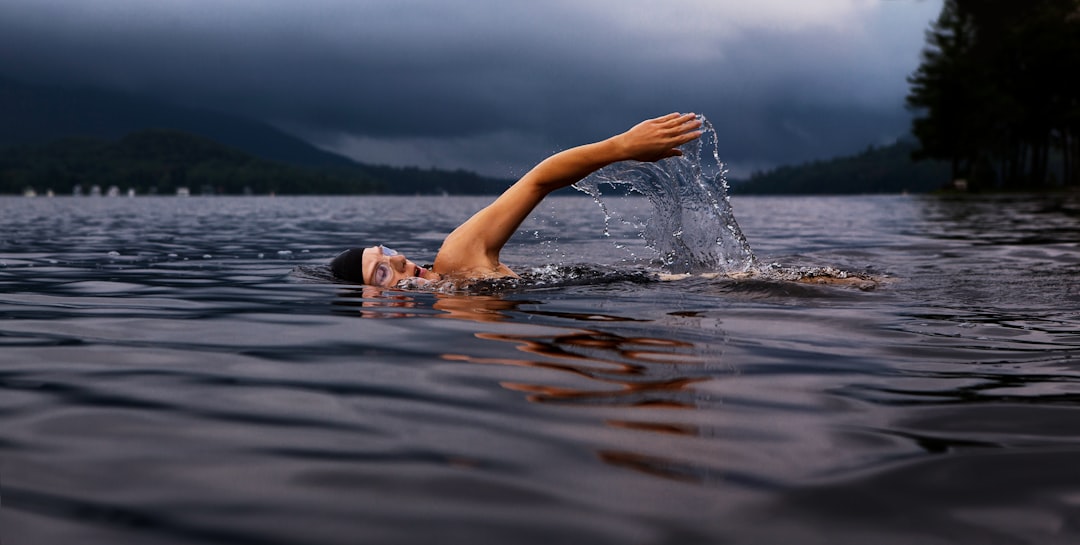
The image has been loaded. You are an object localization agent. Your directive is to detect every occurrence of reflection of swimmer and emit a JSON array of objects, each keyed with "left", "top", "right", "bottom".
[{"left": 330, "top": 113, "right": 703, "bottom": 287}]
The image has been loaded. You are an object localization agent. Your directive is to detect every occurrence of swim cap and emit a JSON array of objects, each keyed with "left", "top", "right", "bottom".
[{"left": 330, "top": 248, "right": 367, "bottom": 283}]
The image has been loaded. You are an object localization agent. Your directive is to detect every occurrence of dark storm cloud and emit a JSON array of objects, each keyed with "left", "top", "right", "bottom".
[{"left": 0, "top": 0, "right": 942, "bottom": 176}]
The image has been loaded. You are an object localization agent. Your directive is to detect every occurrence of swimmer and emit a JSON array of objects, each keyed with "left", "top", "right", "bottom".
[{"left": 330, "top": 113, "right": 703, "bottom": 287}]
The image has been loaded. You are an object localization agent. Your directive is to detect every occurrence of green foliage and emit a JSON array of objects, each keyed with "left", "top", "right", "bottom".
[
  {"left": 734, "top": 140, "right": 951, "bottom": 195},
  {"left": 0, "top": 129, "right": 512, "bottom": 195},
  {"left": 907, "top": 0, "right": 1080, "bottom": 189}
]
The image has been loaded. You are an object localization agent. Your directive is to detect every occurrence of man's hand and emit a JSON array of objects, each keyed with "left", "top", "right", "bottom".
[{"left": 611, "top": 112, "right": 703, "bottom": 163}]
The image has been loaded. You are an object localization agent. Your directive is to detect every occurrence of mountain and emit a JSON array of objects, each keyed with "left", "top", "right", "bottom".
[
  {"left": 0, "top": 129, "right": 383, "bottom": 195},
  {"left": 0, "top": 77, "right": 513, "bottom": 194},
  {"left": 0, "top": 77, "right": 355, "bottom": 168},
  {"left": 731, "top": 139, "right": 951, "bottom": 195},
  {"left": 9, "top": 77, "right": 952, "bottom": 197}
]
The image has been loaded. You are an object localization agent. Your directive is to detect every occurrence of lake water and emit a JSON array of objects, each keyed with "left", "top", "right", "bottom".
[{"left": 1, "top": 193, "right": 1079, "bottom": 545}]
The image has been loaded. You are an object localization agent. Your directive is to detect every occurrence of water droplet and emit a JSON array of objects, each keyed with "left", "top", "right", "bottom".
[
  {"left": 202, "top": 254, "right": 212, "bottom": 259},
  {"left": 107, "top": 251, "right": 120, "bottom": 257}
]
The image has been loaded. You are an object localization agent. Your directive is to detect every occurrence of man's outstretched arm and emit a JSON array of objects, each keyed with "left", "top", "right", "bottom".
[{"left": 433, "top": 113, "right": 702, "bottom": 276}]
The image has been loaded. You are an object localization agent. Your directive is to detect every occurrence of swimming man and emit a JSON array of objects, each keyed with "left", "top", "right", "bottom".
[{"left": 330, "top": 112, "right": 703, "bottom": 286}]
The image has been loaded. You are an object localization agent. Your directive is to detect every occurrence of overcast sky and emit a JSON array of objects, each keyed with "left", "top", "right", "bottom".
[{"left": 0, "top": 0, "right": 943, "bottom": 178}]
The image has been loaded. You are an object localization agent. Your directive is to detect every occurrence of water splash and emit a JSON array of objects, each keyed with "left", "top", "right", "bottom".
[{"left": 573, "top": 115, "right": 756, "bottom": 274}]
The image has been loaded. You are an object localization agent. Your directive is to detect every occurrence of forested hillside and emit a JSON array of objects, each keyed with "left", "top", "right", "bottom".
[
  {"left": 0, "top": 130, "right": 511, "bottom": 195},
  {"left": 733, "top": 140, "right": 950, "bottom": 195}
]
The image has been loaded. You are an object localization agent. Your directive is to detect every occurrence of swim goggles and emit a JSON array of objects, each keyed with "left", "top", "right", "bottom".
[{"left": 369, "top": 245, "right": 399, "bottom": 286}]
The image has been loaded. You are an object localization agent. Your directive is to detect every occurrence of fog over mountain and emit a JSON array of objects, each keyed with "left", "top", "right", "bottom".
[{"left": 0, "top": 0, "right": 942, "bottom": 177}]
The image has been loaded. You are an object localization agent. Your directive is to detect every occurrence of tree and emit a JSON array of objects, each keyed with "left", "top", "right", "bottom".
[{"left": 907, "top": 0, "right": 1080, "bottom": 189}]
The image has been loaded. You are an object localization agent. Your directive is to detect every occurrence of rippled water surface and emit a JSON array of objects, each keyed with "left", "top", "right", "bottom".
[{"left": 2, "top": 193, "right": 1079, "bottom": 545}]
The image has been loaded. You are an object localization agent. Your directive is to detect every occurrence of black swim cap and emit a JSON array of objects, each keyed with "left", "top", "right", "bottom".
[{"left": 330, "top": 248, "right": 367, "bottom": 283}]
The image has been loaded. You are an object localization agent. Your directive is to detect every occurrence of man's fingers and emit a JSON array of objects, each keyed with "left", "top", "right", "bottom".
[
  {"left": 654, "top": 112, "right": 683, "bottom": 123},
  {"left": 663, "top": 115, "right": 701, "bottom": 135},
  {"left": 678, "top": 129, "right": 703, "bottom": 142}
]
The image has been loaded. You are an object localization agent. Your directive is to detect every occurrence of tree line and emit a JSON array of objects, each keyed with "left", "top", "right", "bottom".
[
  {"left": 736, "top": 139, "right": 950, "bottom": 195},
  {"left": 907, "top": 0, "right": 1080, "bottom": 190},
  {"left": 0, "top": 129, "right": 382, "bottom": 195},
  {"left": 0, "top": 129, "right": 511, "bottom": 196}
]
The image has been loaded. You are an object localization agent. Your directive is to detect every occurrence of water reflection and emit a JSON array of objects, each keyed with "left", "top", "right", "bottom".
[
  {"left": 332, "top": 286, "right": 532, "bottom": 322},
  {"left": 916, "top": 193, "right": 1080, "bottom": 245},
  {"left": 446, "top": 329, "right": 707, "bottom": 408},
  {"left": 338, "top": 287, "right": 727, "bottom": 482}
]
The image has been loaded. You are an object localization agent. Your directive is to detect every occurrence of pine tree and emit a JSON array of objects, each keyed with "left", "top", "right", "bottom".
[{"left": 907, "top": 0, "right": 1080, "bottom": 189}]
